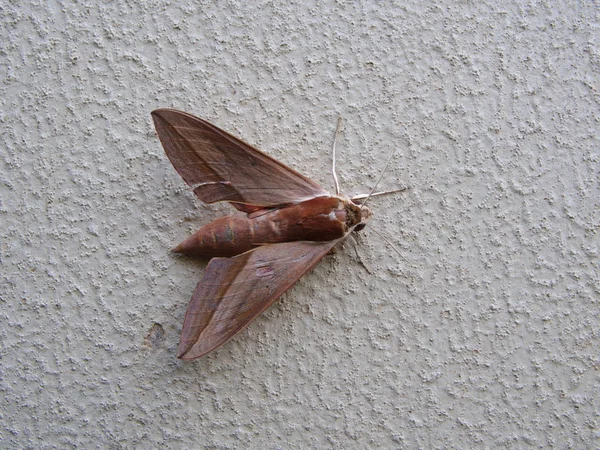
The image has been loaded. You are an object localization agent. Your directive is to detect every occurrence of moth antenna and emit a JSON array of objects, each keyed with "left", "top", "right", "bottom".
[
  {"left": 347, "top": 234, "right": 373, "bottom": 274},
  {"left": 369, "top": 225, "right": 407, "bottom": 262},
  {"left": 331, "top": 116, "right": 343, "bottom": 196},
  {"left": 360, "top": 147, "right": 398, "bottom": 209}
]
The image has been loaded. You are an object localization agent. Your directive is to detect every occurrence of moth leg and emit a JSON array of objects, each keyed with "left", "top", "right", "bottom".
[
  {"left": 368, "top": 226, "right": 408, "bottom": 263},
  {"left": 347, "top": 234, "right": 373, "bottom": 274},
  {"left": 351, "top": 187, "right": 408, "bottom": 204},
  {"left": 326, "top": 238, "right": 345, "bottom": 255},
  {"left": 355, "top": 147, "right": 403, "bottom": 208}
]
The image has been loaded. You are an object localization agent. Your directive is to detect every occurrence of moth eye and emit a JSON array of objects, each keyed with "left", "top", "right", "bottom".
[{"left": 355, "top": 223, "right": 366, "bottom": 232}]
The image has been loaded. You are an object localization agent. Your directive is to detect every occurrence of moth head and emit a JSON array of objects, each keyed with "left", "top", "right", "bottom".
[
  {"left": 345, "top": 199, "right": 371, "bottom": 232},
  {"left": 356, "top": 204, "right": 372, "bottom": 231}
]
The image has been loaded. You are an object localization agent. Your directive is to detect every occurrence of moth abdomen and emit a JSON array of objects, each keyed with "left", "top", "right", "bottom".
[
  {"left": 173, "top": 196, "right": 353, "bottom": 258},
  {"left": 173, "top": 215, "right": 255, "bottom": 257}
]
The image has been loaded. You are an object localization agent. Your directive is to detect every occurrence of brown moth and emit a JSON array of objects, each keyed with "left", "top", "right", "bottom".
[{"left": 152, "top": 109, "right": 399, "bottom": 359}]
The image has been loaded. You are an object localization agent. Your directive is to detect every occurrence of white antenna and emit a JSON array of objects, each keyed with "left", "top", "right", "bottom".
[{"left": 331, "top": 117, "right": 343, "bottom": 196}]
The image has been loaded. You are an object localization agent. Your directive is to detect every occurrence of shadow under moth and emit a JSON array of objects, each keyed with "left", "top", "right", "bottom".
[{"left": 152, "top": 109, "right": 401, "bottom": 359}]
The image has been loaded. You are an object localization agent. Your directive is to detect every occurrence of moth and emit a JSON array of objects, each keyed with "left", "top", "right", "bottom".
[{"left": 152, "top": 109, "right": 401, "bottom": 359}]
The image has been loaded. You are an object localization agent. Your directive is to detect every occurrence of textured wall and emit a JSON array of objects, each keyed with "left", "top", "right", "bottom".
[{"left": 1, "top": 1, "right": 598, "bottom": 448}]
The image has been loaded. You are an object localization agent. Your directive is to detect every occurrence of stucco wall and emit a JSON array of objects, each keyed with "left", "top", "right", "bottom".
[{"left": 1, "top": 1, "right": 598, "bottom": 448}]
